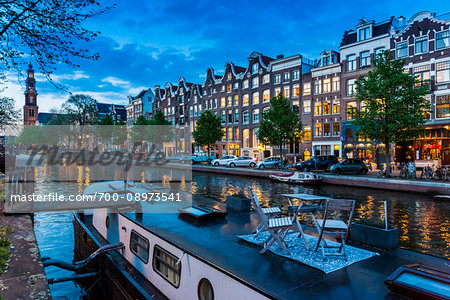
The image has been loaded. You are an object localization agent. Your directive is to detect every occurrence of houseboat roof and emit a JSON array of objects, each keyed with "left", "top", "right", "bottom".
[{"left": 117, "top": 195, "right": 446, "bottom": 300}]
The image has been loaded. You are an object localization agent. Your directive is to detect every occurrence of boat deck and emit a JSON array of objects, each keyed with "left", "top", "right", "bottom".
[{"left": 119, "top": 196, "right": 448, "bottom": 300}]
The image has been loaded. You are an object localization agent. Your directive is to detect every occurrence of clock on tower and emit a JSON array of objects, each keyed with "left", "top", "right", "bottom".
[{"left": 23, "top": 63, "right": 39, "bottom": 125}]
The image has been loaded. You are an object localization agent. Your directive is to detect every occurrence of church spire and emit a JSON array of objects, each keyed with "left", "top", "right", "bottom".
[{"left": 23, "top": 64, "right": 39, "bottom": 125}]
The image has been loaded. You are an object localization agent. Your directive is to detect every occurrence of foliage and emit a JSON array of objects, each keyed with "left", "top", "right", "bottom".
[
  {"left": 97, "top": 114, "right": 114, "bottom": 125},
  {"left": 62, "top": 94, "right": 98, "bottom": 125},
  {"left": 149, "top": 110, "right": 171, "bottom": 126},
  {"left": 354, "top": 218, "right": 394, "bottom": 229},
  {"left": 0, "top": 0, "right": 114, "bottom": 84},
  {"left": 257, "top": 94, "right": 302, "bottom": 158},
  {"left": 192, "top": 111, "right": 223, "bottom": 156},
  {"left": 352, "top": 50, "right": 429, "bottom": 175},
  {"left": 0, "top": 97, "right": 19, "bottom": 127}
]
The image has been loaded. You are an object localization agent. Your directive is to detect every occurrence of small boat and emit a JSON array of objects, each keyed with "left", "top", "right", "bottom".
[
  {"left": 433, "top": 195, "right": 450, "bottom": 201},
  {"left": 178, "top": 204, "right": 227, "bottom": 221},
  {"left": 269, "top": 171, "right": 322, "bottom": 184}
]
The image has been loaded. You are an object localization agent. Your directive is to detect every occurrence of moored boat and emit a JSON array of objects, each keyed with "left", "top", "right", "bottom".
[{"left": 269, "top": 171, "right": 322, "bottom": 184}]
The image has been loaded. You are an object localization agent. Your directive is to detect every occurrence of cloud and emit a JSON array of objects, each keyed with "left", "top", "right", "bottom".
[{"left": 102, "top": 76, "right": 131, "bottom": 87}]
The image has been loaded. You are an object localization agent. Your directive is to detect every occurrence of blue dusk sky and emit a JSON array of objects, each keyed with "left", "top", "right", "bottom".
[{"left": 3, "top": 0, "right": 450, "bottom": 113}]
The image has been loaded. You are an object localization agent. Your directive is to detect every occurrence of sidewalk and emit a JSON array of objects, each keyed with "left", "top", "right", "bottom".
[{"left": 190, "top": 164, "right": 450, "bottom": 194}]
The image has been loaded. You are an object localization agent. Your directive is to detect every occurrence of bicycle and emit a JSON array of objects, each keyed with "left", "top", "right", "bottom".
[
  {"left": 277, "top": 161, "right": 293, "bottom": 170},
  {"left": 378, "top": 164, "right": 386, "bottom": 178},
  {"left": 399, "top": 163, "right": 409, "bottom": 178},
  {"left": 420, "top": 165, "right": 434, "bottom": 180}
]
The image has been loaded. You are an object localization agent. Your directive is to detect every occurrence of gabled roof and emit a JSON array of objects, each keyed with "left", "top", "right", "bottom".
[{"left": 340, "top": 18, "right": 393, "bottom": 47}]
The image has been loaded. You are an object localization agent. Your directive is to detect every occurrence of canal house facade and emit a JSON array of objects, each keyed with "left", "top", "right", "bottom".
[
  {"left": 130, "top": 11, "right": 450, "bottom": 165},
  {"left": 391, "top": 11, "right": 450, "bottom": 165}
]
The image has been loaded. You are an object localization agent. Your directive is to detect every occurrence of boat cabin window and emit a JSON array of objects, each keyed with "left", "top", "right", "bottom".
[
  {"left": 198, "top": 278, "right": 214, "bottom": 300},
  {"left": 153, "top": 245, "right": 181, "bottom": 287},
  {"left": 130, "top": 230, "right": 149, "bottom": 263}
]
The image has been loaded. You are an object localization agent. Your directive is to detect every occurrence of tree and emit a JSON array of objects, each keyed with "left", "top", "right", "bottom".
[
  {"left": 0, "top": 97, "right": 19, "bottom": 127},
  {"left": 352, "top": 50, "right": 429, "bottom": 176},
  {"left": 0, "top": 0, "right": 114, "bottom": 83},
  {"left": 62, "top": 94, "right": 98, "bottom": 125},
  {"left": 192, "top": 111, "right": 223, "bottom": 157},
  {"left": 149, "top": 110, "right": 171, "bottom": 126},
  {"left": 257, "top": 94, "right": 302, "bottom": 159}
]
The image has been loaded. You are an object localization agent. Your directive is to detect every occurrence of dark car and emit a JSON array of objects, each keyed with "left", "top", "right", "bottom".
[
  {"left": 330, "top": 158, "right": 368, "bottom": 175},
  {"left": 295, "top": 155, "right": 339, "bottom": 172}
]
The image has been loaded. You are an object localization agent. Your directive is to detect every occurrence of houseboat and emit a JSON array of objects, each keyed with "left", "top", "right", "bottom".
[{"left": 73, "top": 180, "right": 447, "bottom": 299}]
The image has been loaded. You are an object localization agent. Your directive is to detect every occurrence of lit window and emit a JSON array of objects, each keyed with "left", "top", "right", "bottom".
[
  {"left": 243, "top": 94, "right": 249, "bottom": 106},
  {"left": 283, "top": 86, "right": 290, "bottom": 98},
  {"left": 227, "top": 96, "right": 233, "bottom": 106},
  {"left": 415, "top": 36, "right": 428, "bottom": 54},
  {"left": 227, "top": 72, "right": 232, "bottom": 80},
  {"left": 274, "top": 87, "right": 281, "bottom": 96},
  {"left": 243, "top": 80, "right": 249, "bottom": 89},
  {"left": 303, "top": 83, "right": 311, "bottom": 95},
  {"left": 243, "top": 129, "right": 250, "bottom": 147},
  {"left": 263, "top": 89, "right": 270, "bottom": 102},
  {"left": 436, "top": 95, "right": 450, "bottom": 118},
  {"left": 314, "top": 123, "right": 322, "bottom": 137},
  {"left": 152, "top": 245, "right": 181, "bottom": 288},
  {"left": 303, "top": 100, "right": 311, "bottom": 114},
  {"left": 292, "top": 70, "right": 300, "bottom": 80},
  {"left": 234, "top": 95, "right": 239, "bottom": 106},
  {"left": 323, "top": 78, "right": 331, "bottom": 93},
  {"left": 436, "top": 31, "right": 449, "bottom": 50},
  {"left": 228, "top": 127, "right": 233, "bottom": 140},
  {"left": 293, "top": 84, "right": 300, "bottom": 97},
  {"left": 314, "top": 102, "right": 322, "bottom": 116},
  {"left": 227, "top": 84, "right": 231, "bottom": 93},
  {"left": 303, "top": 128, "right": 311, "bottom": 141},
  {"left": 262, "top": 74, "right": 270, "bottom": 84},
  {"left": 235, "top": 127, "right": 239, "bottom": 139},
  {"left": 347, "top": 54, "right": 356, "bottom": 71},
  {"left": 274, "top": 74, "right": 281, "bottom": 84},
  {"left": 332, "top": 77, "right": 340, "bottom": 91},
  {"left": 360, "top": 51, "right": 370, "bottom": 67},
  {"left": 333, "top": 100, "right": 340, "bottom": 114},
  {"left": 436, "top": 61, "right": 450, "bottom": 83},
  {"left": 396, "top": 42, "right": 408, "bottom": 58},
  {"left": 347, "top": 101, "right": 357, "bottom": 120},
  {"left": 220, "top": 97, "right": 226, "bottom": 107},
  {"left": 252, "top": 92, "right": 259, "bottom": 105},
  {"left": 323, "top": 101, "right": 330, "bottom": 114}
]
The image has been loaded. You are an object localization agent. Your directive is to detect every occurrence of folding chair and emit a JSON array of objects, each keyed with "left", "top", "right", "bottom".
[
  {"left": 247, "top": 188, "right": 281, "bottom": 236},
  {"left": 248, "top": 187, "right": 292, "bottom": 255},
  {"left": 314, "top": 199, "right": 355, "bottom": 260}
]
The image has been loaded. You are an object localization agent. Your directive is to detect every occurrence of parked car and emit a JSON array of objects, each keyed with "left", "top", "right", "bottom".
[
  {"left": 192, "top": 152, "right": 215, "bottom": 164},
  {"left": 226, "top": 156, "right": 257, "bottom": 168},
  {"left": 255, "top": 156, "right": 282, "bottom": 169},
  {"left": 295, "top": 155, "right": 339, "bottom": 172},
  {"left": 330, "top": 158, "right": 368, "bottom": 174},
  {"left": 211, "top": 155, "right": 237, "bottom": 166}
]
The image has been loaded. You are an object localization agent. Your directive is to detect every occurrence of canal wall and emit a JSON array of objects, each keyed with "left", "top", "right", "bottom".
[
  {"left": 191, "top": 165, "right": 450, "bottom": 194},
  {"left": 0, "top": 213, "right": 51, "bottom": 299}
]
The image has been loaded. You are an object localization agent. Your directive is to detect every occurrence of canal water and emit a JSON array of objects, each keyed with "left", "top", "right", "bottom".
[{"left": 32, "top": 166, "right": 450, "bottom": 298}]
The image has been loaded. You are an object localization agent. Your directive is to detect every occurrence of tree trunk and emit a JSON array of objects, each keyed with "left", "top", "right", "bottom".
[{"left": 384, "top": 140, "right": 391, "bottom": 177}]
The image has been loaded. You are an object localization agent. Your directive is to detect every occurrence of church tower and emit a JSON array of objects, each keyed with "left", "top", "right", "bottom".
[{"left": 23, "top": 63, "right": 38, "bottom": 125}]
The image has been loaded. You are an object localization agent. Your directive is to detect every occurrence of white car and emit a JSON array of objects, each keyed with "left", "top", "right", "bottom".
[
  {"left": 211, "top": 155, "right": 237, "bottom": 166},
  {"left": 226, "top": 156, "right": 257, "bottom": 168}
]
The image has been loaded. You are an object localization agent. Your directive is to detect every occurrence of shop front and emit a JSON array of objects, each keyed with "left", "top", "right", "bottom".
[
  {"left": 414, "top": 125, "right": 450, "bottom": 165},
  {"left": 312, "top": 141, "right": 342, "bottom": 158}
]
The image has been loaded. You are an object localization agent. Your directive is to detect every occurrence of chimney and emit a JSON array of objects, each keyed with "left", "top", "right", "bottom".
[{"left": 276, "top": 54, "right": 284, "bottom": 59}]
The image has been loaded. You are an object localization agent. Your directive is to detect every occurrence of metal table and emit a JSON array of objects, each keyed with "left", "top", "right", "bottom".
[{"left": 281, "top": 193, "right": 330, "bottom": 250}]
